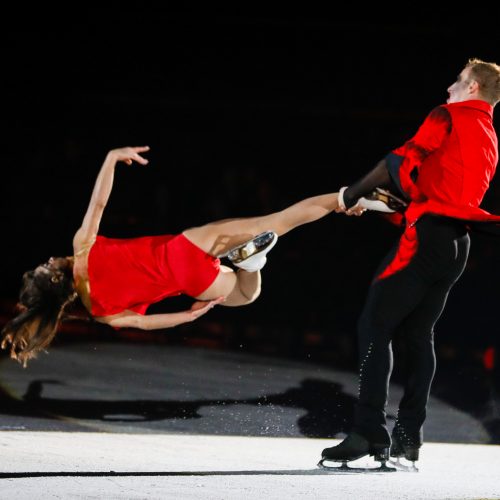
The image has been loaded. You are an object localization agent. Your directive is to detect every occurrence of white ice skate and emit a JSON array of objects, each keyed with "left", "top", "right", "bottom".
[
  {"left": 339, "top": 186, "right": 408, "bottom": 214},
  {"left": 357, "top": 188, "right": 408, "bottom": 213},
  {"left": 226, "top": 230, "right": 278, "bottom": 272}
]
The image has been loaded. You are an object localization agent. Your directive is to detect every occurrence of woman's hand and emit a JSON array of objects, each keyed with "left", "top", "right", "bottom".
[
  {"left": 108, "top": 146, "right": 150, "bottom": 166},
  {"left": 188, "top": 296, "right": 225, "bottom": 321}
]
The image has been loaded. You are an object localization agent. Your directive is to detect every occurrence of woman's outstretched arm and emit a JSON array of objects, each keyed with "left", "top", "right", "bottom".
[
  {"left": 96, "top": 297, "right": 225, "bottom": 330},
  {"left": 73, "top": 146, "right": 150, "bottom": 246}
]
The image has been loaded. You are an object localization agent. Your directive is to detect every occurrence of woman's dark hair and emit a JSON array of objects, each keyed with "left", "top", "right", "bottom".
[{"left": 1, "top": 262, "right": 77, "bottom": 367}]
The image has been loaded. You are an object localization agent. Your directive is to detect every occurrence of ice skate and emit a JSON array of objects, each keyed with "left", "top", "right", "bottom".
[
  {"left": 357, "top": 188, "right": 408, "bottom": 213},
  {"left": 318, "top": 432, "right": 395, "bottom": 473},
  {"left": 389, "top": 424, "right": 420, "bottom": 472},
  {"left": 226, "top": 230, "right": 278, "bottom": 272}
]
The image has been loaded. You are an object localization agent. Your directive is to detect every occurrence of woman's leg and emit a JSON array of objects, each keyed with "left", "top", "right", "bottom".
[
  {"left": 196, "top": 265, "right": 262, "bottom": 306},
  {"left": 190, "top": 192, "right": 337, "bottom": 306},
  {"left": 183, "top": 192, "right": 338, "bottom": 257}
]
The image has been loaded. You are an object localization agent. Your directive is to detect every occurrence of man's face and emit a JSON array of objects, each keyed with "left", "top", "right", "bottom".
[{"left": 447, "top": 67, "right": 474, "bottom": 103}]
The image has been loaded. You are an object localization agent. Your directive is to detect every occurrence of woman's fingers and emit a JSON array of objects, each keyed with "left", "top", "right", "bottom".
[{"left": 118, "top": 146, "right": 150, "bottom": 166}]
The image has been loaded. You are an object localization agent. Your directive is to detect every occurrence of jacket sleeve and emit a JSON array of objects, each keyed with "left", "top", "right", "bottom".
[
  {"left": 385, "top": 105, "right": 451, "bottom": 201},
  {"left": 343, "top": 158, "right": 404, "bottom": 209}
]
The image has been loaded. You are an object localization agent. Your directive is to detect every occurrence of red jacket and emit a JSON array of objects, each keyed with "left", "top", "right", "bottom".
[
  {"left": 386, "top": 99, "right": 499, "bottom": 227},
  {"left": 377, "top": 100, "right": 499, "bottom": 280}
]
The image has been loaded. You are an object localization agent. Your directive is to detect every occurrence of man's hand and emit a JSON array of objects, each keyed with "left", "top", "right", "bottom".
[
  {"left": 335, "top": 187, "right": 367, "bottom": 216},
  {"left": 335, "top": 204, "right": 366, "bottom": 215},
  {"left": 345, "top": 205, "right": 367, "bottom": 216}
]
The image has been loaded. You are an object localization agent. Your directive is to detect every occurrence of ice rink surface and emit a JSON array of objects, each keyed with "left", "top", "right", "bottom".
[{"left": 1, "top": 343, "right": 499, "bottom": 499}]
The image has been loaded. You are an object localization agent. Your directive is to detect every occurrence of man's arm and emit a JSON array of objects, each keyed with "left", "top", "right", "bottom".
[
  {"left": 340, "top": 158, "right": 401, "bottom": 210},
  {"left": 338, "top": 106, "right": 452, "bottom": 213},
  {"left": 387, "top": 106, "right": 452, "bottom": 201},
  {"left": 73, "top": 146, "right": 150, "bottom": 247}
]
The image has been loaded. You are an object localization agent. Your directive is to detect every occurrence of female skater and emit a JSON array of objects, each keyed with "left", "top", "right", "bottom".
[{"left": 1, "top": 146, "right": 339, "bottom": 366}]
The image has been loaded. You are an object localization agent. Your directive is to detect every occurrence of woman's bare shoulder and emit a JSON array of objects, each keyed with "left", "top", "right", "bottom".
[{"left": 73, "top": 228, "right": 97, "bottom": 256}]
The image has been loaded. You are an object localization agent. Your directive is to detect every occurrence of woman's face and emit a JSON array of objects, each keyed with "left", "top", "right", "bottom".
[{"left": 34, "top": 257, "right": 71, "bottom": 281}]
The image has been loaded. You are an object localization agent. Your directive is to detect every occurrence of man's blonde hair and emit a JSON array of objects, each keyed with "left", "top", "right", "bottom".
[{"left": 466, "top": 58, "right": 500, "bottom": 105}]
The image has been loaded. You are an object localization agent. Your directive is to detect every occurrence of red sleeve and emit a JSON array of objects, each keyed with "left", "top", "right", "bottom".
[{"left": 388, "top": 106, "right": 452, "bottom": 200}]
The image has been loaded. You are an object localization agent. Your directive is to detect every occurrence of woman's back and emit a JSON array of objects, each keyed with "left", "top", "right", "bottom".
[{"left": 88, "top": 234, "right": 180, "bottom": 316}]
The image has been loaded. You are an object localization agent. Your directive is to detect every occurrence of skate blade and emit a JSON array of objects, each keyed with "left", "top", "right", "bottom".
[
  {"left": 388, "top": 458, "right": 419, "bottom": 473},
  {"left": 222, "top": 231, "right": 275, "bottom": 262},
  {"left": 317, "top": 459, "right": 397, "bottom": 473}
]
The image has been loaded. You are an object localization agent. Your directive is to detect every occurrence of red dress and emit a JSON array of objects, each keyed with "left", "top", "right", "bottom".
[{"left": 87, "top": 234, "right": 220, "bottom": 316}]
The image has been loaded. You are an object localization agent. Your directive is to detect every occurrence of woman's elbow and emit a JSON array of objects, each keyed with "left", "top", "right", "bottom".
[
  {"left": 104, "top": 314, "right": 146, "bottom": 330},
  {"left": 134, "top": 315, "right": 149, "bottom": 330}
]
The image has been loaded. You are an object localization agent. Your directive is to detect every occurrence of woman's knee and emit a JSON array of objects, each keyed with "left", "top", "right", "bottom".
[
  {"left": 223, "top": 276, "right": 261, "bottom": 306},
  {"left": 241, "top": 282, "right": 261, "bottom": 303}
]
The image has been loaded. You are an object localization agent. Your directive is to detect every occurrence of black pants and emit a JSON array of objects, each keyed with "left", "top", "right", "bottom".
[{"left": 353, "top": 216, "right": 470, "bottom": 444}]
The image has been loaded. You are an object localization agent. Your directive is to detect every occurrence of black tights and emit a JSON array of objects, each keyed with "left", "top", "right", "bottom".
[{"left": 353, "top": 216, "right": 470, "bottom": 444}]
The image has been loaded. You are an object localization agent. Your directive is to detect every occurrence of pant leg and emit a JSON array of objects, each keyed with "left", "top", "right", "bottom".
[
  {"left": 391, "top": 281, "right": 448, "bottom": 444},
  {"left": 354, "top": 252, "right": 431, "bottom": 443},
  {"left": 395, "top": 230, "right": 470, "bottom": 439},
  {"left": 353, "top": 217, "right": 469, "bottom": 443}
]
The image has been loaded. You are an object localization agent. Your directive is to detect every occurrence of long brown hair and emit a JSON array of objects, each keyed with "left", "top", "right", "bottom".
[{"left": 1, "top": 263, "right": 77, "bottom": 367}]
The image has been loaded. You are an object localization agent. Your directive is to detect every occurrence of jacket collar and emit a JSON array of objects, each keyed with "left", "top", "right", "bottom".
[{"left": 446, "top": 99, "right": 493, "bottom": 118}]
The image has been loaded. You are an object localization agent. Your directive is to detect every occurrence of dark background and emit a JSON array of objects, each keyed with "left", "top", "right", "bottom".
[{"left": 2, "top": 8, "right": 500, "bottom": 405}]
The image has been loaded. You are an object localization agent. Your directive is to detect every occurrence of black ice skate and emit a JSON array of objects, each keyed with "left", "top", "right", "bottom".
[
  {"left": 318, "top": 432, "right": 395, "bottom": 473},
  {"left": 389, "top": 425, "right": 420, "bottom": 472}
]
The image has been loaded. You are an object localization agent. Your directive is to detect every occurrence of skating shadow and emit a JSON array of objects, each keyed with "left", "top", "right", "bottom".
[{"left": 0, "top": 378, "right": 355, "bottom": 438}]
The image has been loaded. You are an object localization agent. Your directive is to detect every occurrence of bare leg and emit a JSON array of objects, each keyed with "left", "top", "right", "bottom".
[
  {"left": 197, "top": 266, "right": 262, "bottom": 306},
  {"left": 190, "top": 192, "right": 338, "bottom": 307},
  {"left": 183, "top": 192, "right": 339, "bottom": 257}
]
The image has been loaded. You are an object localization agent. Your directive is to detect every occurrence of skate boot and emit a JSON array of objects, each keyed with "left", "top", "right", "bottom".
[
  {"left": 227, "top": 231, "right": 278, "bottom": 272},
  {"left": 389, "top": 423, "right": 421, "bottom": 472},
  {"left": 357, "top": 188, "right": 408, "bottom": 214},
  {"left": 319, "top": 432, "right": 393, "bottom": 471}
]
